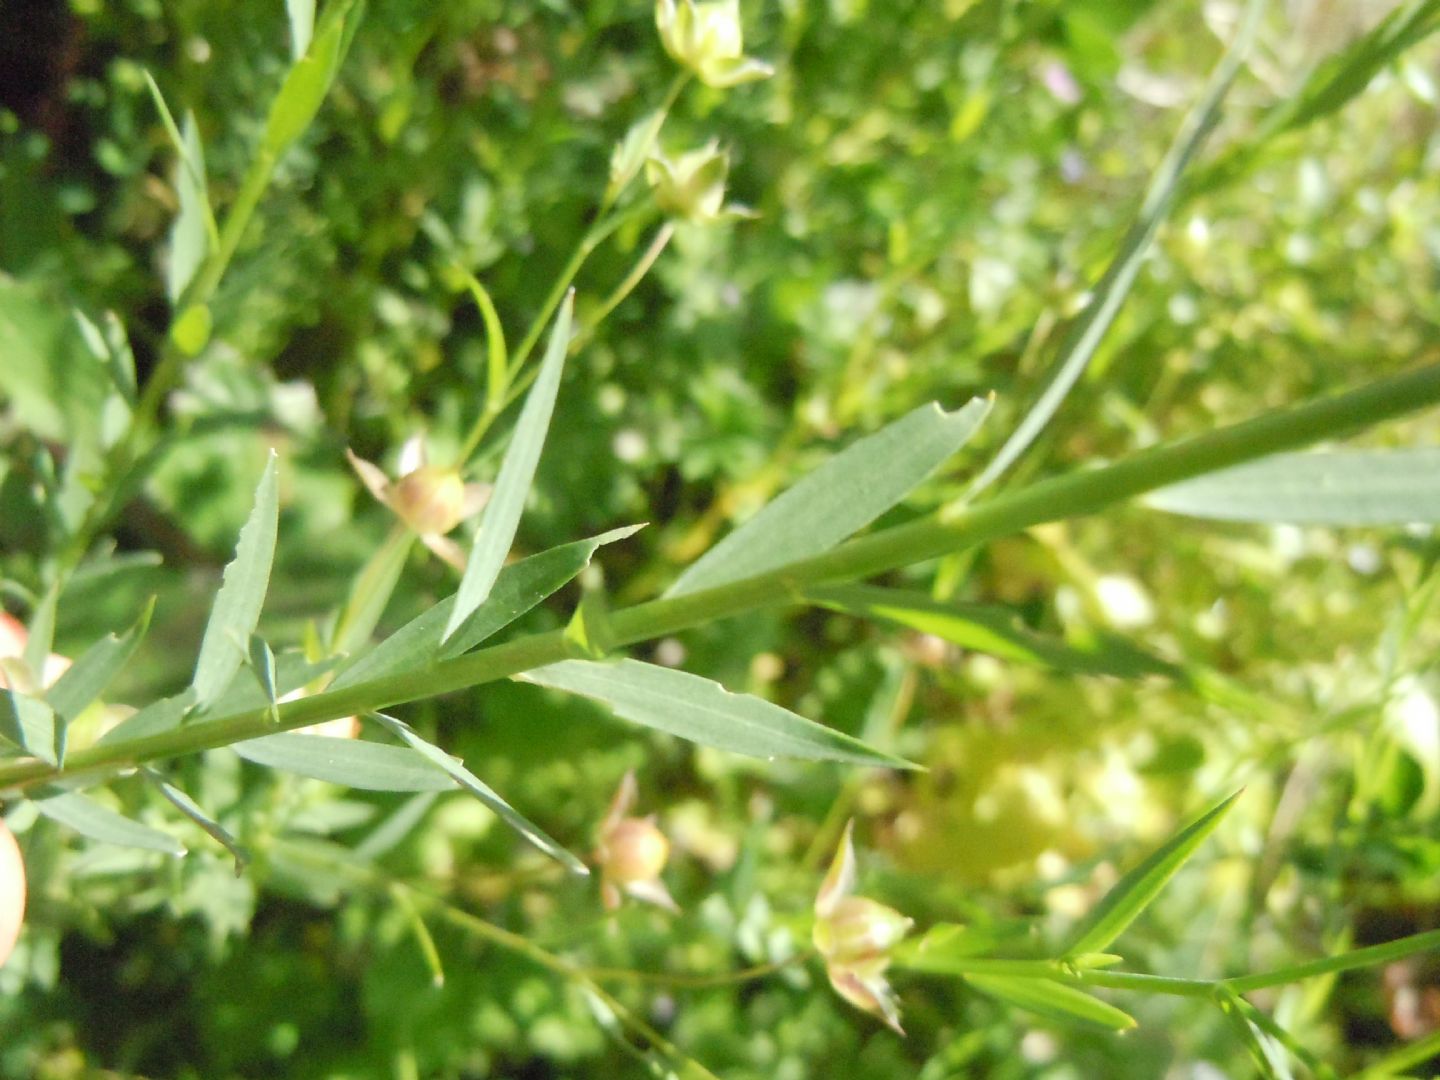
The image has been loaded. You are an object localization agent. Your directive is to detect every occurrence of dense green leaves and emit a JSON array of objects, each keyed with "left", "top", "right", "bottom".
[
  {"left": 190, "top": 454, "right": 280, "bottom": 711},
  {"left": 667, "top": 399, "right": 991, "bottom": 597},
  {"left": 446, "top": 295, "right": 575, "bottom": 642},
  {"left": 1065, "top": 790, "right": 1241, "bottom": 957},
  {"left": 1145, "top": 449, "right": 1440, "bottom": 524},
  {"left": 520, "top": 659, "right": 912, "bottom": 768}
]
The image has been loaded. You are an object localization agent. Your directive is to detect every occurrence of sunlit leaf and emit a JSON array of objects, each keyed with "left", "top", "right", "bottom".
[
  {"left": 45, "top": 599, "right": 154, "bottom": 736},
  {"left": 263, "top": 0, "right": 356, "bottom": 155},
  {"left": 233, "top": 732, "right": 458, "bottom": 792},
  {"left": 445, "top": 293, "right": 575, "bottom": 642},
  {"left": 964, "top": 973, "right": 1136, "bottom": 1030},
  {"left": 33, "top": 791, "right": 185, "bottom": 855},
  {"left": 668, "top": 398, "right": 991, "bottom": 597},
  {"left": 0, "top": 692, "right": 61, "bottom": 766},
  {"left": 1065, "top": 790, "right": 1241, "bottom": 957},
  {"left": 334, "top": 526, "right": 642, "bottom": 691},
  {"left": 519, "top": 658, "right": 914, "bottom": 768},
  {"left": 167, "top": 112, "right": 212, "bottom": 304},
  {"left": 191, "top": 453, "right": 279, "bottom": 711},
  {"left": 1145, "top": 449, "right": 1440, "bottom": 524}
]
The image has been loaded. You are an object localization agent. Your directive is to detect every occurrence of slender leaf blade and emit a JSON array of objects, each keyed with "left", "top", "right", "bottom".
[
  {"left": 667, "top": 398, "right": 992, "bottom": 598},
  {"left": 233, "top": 733, "right": 459, "bottom": 792},
  {"left": 1145, "top": 449, "right": 1440, "bottom": 524},
  {"left": 1065, "top": 790, "right": 1242, "bottom": 957},
  {"left": 335, "top": 526, "right": 641, "bottom": 691},
  {"left": 45, "top": 599, "right": 153, "bottom": 729},
  {"left": 370, "top": 713, "right": 586, "bottom": 874},
  {"left": 0, "top": 691, "right": 61, "bottom": 765},
  {"left": 191, "top": 453, "right": 280, "bottom": 710},
  {"left": 167, "top": 112, "right": 211, "bottom": 304},
  {"left": 964, "top": 974, "right": 1136, "bottom": 1031},
  {"left": 34, "top": 791, "right": 185, "bottom": 855},
  {"left": 445, "top": 294, "right": 575, "bottom": 641},
  {"left": 142, "top": 766, "right": 249, "bottom": 869},
  {"left": 808, "top": 584, "right": 1180, "bottom": 677},
  {"left": 519, "top": 658, "right": 913, "bottom": 768},
  {"left": 966, "top": 0, "right": 1260, "bottom": 497}
]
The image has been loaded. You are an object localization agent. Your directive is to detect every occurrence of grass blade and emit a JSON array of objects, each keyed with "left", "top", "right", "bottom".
[
  {"left": 445, "top": 293, "right": 574, "bottom": 642},
  {"left": 370, "top": 713, "right": 587, "bottom": 874},
  {"left": 1064, "top": 790, "right": 1241, "bottom": 957},
  {"left": 1145, "top": 449, "right": 1440, "bottom": 524},
  {"left": 667, "top": 398, "right": 992, "bottom": 598},
  {"left": 34, "top": 791, "right": 185, "bottom": 855},
  {"left": 963, "top": 974, "right": 1136, "bottom": 1031},
  {"left": 965, "top": 0, "right": 1261, "bottom": 498},
  {"left": 233, "top": 732, "right": 460, "bottom": 792},
  {"left": 519, "top": 658, "right": 914, "bottom": 768},
  {"left": 191, "top": 453, "right": 279, "bottom": 711}
]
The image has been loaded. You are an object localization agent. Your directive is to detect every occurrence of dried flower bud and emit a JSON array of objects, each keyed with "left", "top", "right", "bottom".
[
  {"left": 389, "top": 465, "right": 468, "bottom": 536},
  {"left": 655, "top": 0, "right": 773, "bottom": 89},
  {"left": 0, "top": 818, "right": 26, "bottom": 969},
  {"left": 595, "top": 771, "right": 678, "bottom": 912},
  {"left": 646, "top": 142, "right": 751, "bottom": 225},
  {"left": 813, "top": 820, "right": 912, "bottom": 1033}
]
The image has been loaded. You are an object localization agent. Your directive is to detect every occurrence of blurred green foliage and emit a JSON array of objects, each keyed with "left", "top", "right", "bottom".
[{"left": 3, "top": 0, "right": 1440, "bottom": 1076}]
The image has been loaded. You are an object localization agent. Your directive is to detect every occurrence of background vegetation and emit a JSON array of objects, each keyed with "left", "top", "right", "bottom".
[{"left": 3, "top": 0, "right": 1440, "bottom": 1076}]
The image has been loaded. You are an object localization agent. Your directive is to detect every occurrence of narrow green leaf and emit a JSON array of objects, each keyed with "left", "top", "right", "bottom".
[
  {"left": 1224, "top": 927, "right": 1440, "bottom": 995},
  {"left": 142, "top": 766, "right": 249, "bottom": 870},
  {"left": 95, "top": 691, "right": 194, "bottom": 747},
  {"left": 33, "top": 791, "right": 185, "bottom": 855},
  {"left": 167, "top": 112, "right": 212, "bottom": 304},
  {"left": 667, "top": 398, "right": 992, "bottom": 598},
  {"left": 460, "top": 270, "right": 509, "bottom": 413},
  {"left": 808, "top": 584, "right": 1180, "bottom": 677},
  {"left": 334, "top": 526, "right": 641, "bottom": 691},
  {"left": 233, "top": 732, "right": 459, "bottom": 792},
  {"left": 191, "top": 453, "right": 280, "bottom": 710},
  {"left": 286, "top": 0, "right": 316, "bottom": 60},
  {"left": 1065, "top": 790, "right": 1241, "bottom": 957},
  {"left": 965, "top": 0, "right": 1260, "bottom": 497},
  {"left": 329, "top": 527, "right": 414, "bottom": 657},
  {"left": 563, "top": 570, "right": 616, "bottom": 660},
  {"left": 390, "top": 882, "right": 446, "bottom": 987},
  {"left": 262, "top": 0, "right": 352, "bottom": 155},
  {"left": 355, "top": 791, "right": 440, "bottom": 861},
  {"left": 248, "top": 635, "right": 280, "bottom": 723},
  {"left": 22, "top": 584, "right": 59, "bottom": 689},
  {"left": 1145, "top": 449, "right": 1440, "bottom": 524},
  {"left": 444, "top": 293, "right": 575, "bottom": 642},
  {"left": 964, "top": 973, "right": 1136, "bottom": 1030},
  {"left": 45, "top": 599, "right": 154, "bottom": 733},
  {"left": 0, "top": 691, "right": 61, "bottom": 765},
  {"left": 519, "top": 658, "right": 914, "bottom": 769},
  {"left": 893, "top": 921, "right": 1038, "bottom": 969},
  {"left": 370, "top": 713, "right": 586, "bottom": 874},
  {"left": 606, "top": 108, "right": 666, "bottom": 204}
]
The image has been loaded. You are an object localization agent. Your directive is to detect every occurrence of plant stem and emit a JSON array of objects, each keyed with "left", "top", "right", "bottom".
[
  {"left": 4, "top": 362, "right": 1440, "bottom": 792},
  {"left": 1221, "top": 927, "right": 1440, "bottom": 994}
]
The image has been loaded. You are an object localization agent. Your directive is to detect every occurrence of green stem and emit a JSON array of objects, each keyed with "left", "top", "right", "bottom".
[
  {"left": 571, "top": 221, "right": 676, "bottom": 352},
  {"left": 1073, "top": 969, "right": 1217, "bottom": 998},
  {"left": 1222, "top": 927, "right": 1440, "bottom": 994},
  {"left": 584, "top": 952, "right": 809, "bottom": 989},
  {"left": 1354, "top": 1027, "right": 1440, "bottom": 1079},
  {"left": 4, "top": 362, "right": 1439, "bottom": 792}
]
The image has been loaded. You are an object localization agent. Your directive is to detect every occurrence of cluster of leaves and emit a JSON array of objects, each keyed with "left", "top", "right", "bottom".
[{"left": 4, "top": 0, "right": 1440, "bottom": 1076}]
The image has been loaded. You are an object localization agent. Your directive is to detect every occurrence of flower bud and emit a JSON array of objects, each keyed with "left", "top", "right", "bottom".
[
  {"left": 601, "top": 817, "right": 670, "bottom": 884},
  {"left": 0, "top": 818, "right": 26, "bottom": 970},
  {"left": 813, "top": 896, "right": 914, "bottom": 967},
  {"left": 646, "top": 142, "right": 748, "bottom": 225},
  {"left": 655, "top": 0, "right": 773, "bottom": 88},
  {"left": 389, "top": 465, "right": 469, "bottom": 537}
]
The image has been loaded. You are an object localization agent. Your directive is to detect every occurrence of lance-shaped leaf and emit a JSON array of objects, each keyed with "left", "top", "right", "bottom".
[
  {"left": 142, "top": 766, "right": 249, "bottom": 870},
  {"left": 369, "top": 713, "right": 586, "bottom": 874},
  {"left": 96, "top": 691, "right": 194, "bottom": 747},
  {"left": 1064, "top": 790, "right": 1241, "bottom": 958},
  {"left": 1144, "top": 449, "right": 1440, "bottom": 525},
  {"left": 233, "top": 732, "right": 459, "bottom": 792},
  {"left": 45, "top": 600, "right": 154, "bottom": 741},
  {"left": 963, "top": 974, "right": 1136, "bottom": 1031},
  {"left": 263, "top": 0, "right": 356, "bottom": 155},
  {"left": 667, "top": 398, "right": 991, "bottom": 598},
  {"left": 965, "top": 0, "right": 1260, "bottom": 498},
  {"left": 167, "top": 112, "right": 212, "bottom": 304},
  {"left": 808, "top": 584, "right": 1181, "bottom": 678},
  {"left": 893, "top": 921, "right": 1039, "bottom": 969},
  {"left": 191, "top": 454, "right": 280, "bottom": 711},
  {"left": 0, "top": 692, "right": 61, "bottom": 765},
  {"left": 335, "top": 526, "right": 642, "bottom": 691},
  {"left": 34, "top": 791, "right": 185, "bottom": 855},
  {"left": 519, "top": 659, "right": 913, "bottom": 768},
  {"left": 445, "top": 294, "right": 575, "bottom": 643}
]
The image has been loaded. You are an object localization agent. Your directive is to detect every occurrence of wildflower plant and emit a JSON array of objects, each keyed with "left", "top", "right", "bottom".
[{"left": 2, "top": 0, "right": 1440, "bottom": 1075}]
